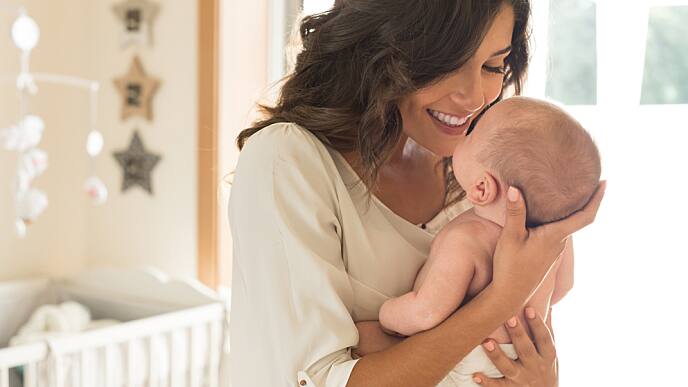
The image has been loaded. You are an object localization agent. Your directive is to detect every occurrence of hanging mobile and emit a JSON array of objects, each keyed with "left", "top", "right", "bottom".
[{"left": 1, "top": 8, "right": 108, "bottom": 238}]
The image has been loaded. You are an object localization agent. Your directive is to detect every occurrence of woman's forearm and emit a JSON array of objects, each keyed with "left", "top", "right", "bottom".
[
  {"left": 346, "top": 285, "right": 517, "bottom": 387},
  {"left": 353, "top": 321, "right": 404, "bottom": 357}
]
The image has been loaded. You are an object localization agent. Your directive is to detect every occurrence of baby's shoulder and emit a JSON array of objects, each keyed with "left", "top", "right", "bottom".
[{"left": 433, "top": 217, "right": 490, "bottom": 252}]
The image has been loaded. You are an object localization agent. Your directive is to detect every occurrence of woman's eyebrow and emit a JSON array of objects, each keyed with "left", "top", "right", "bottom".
[{"left": 490, "top": 46, "right": 512, "bottom": 57}]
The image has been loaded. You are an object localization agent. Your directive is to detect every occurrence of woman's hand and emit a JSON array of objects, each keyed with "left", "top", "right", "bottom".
[
  {"left": 473, "top": 307, "right": 557, "bottom": 387},
  {"left": 491, "top": 182, "right": 606, "bottom": 309}
]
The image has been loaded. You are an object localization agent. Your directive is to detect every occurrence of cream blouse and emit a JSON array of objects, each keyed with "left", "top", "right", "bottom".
[{"left": 228, "top": 123, "right": 472, "bottom": 387}]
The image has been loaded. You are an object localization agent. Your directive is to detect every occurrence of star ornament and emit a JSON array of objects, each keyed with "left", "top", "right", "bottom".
[
  {"left": 113, "top": 56, "right": 160, "bottom": 121},
  {"left": 113, "top": 130, "right": 161, "bottom": 194},
  {"left": 112, "top": 0, "right": 159, "bottom": 47}
]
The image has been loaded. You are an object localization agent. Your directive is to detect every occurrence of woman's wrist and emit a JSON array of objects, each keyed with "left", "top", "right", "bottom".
[{"left": 478, "top": 283, "right": 525, "bottom": 322}]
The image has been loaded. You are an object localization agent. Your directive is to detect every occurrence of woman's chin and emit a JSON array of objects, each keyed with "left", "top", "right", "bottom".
[{"left": 424, "top": 140, "right": 462, "bottom": 159}]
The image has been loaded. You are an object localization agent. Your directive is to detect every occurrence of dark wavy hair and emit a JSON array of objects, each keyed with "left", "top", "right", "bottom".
[{"left": 237, "top": 0, "right": 531, "bottom": 205}]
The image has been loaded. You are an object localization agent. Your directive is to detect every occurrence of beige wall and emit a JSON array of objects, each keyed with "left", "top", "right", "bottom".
[
  {"left": 84, "top": 0, "right": 198, "bottom": 278},
  {"left": 1, "top": 1, "right": 91, "bottom": 280},
  {"left": 217, "top": 0, "right": 304, "bottom": 287},
  {"left": 1, "top": 1, "right": 198, "bottom": 281}
]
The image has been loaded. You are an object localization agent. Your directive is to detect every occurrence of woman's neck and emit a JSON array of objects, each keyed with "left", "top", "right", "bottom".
[
  {"left": 386, "top": 134, "right": 441, "bottom": 168},
  {"left": 341, "top": 134, "right": 442, "bottom": 181}
]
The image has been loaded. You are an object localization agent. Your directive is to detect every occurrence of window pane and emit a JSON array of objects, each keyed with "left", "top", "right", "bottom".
[
  {"left": 546, "top": 0, "right": 597, "bottom": 105},
  {"left": 303, "top": 0, "right": 334, "bottom": 15},
  {"left": 641, "top": 6, "right": 688, "bottom": 105}
]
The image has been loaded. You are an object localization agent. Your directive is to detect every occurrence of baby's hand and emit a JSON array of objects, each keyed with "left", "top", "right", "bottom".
[
  {"left": 380, "top": 324, "right": 406, "bottom": 338},
  {"left": 354, "top": 321, "right": 404, "bottom": 357}
]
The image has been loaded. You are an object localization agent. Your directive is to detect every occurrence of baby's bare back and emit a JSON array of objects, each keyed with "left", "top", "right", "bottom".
[{"left": 414, "top": 209, "right": 559, "bottom": 343}]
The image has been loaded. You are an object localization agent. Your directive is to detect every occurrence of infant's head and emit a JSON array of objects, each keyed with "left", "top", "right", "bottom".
[{"left": 452, "top": 96, "right": 601, "bottom": 227}]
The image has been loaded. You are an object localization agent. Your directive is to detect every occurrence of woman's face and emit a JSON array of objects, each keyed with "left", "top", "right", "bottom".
[{"left": 398, "top": 4, "right": 515, "bottom": 157}]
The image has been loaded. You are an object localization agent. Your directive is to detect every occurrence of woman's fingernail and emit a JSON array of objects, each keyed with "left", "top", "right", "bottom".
[
  {"left": 507, "top": 186, "right": 519, "bottom": 202},
  {"left": 507, "top": 317, "right": 518, "bottom": 327},
  {"left": 525, "top": 307, "right": 536, "bottom": 319},
  {"left": 483, "top": 340, "right": 495, "bottom": 352},
  {"left": 473, "top": 376, "right": 483, "bottom": 384}
]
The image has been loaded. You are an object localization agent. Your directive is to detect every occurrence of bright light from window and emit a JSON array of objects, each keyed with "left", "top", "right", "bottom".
[
  {"left": 527, "top": 1, "right": 688, "bottom": 386},
  {"left": 303, "top": 0, "right": 335, "bottom": 15}
]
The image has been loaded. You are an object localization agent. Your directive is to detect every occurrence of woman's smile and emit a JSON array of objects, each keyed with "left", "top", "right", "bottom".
[{"left": 426, "top": 108, "right": 473, "bottom": 136}]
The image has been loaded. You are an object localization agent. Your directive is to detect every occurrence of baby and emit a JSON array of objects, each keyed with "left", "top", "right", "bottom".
[{"left": 379, "top": 96, "right": 601, "bottom": 386}]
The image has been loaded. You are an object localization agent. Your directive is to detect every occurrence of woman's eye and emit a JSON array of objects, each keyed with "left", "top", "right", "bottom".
[{"left": 483, "top": 65, "right": 506, "bottom": 74}]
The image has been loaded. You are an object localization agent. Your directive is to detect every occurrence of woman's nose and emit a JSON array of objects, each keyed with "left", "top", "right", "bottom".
[{"left": 450, "top": 70, "right": 485, "bottom": 113}]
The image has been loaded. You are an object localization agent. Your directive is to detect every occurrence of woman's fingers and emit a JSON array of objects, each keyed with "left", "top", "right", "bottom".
[
  {"left": 524, "top": 307, "right": 557, "bottom": 361},
  {"left": 472, "top": 373, "right": 514, "bottom": 386},
  {"left": 504, "top": 316, "right": 538, "bottom": 365},
  {"left": 545, "top": 180, "right": 607, "bottom": 241},
  {"left": 502, "top": 186, "right": 528, "bottom": 242},
  {"left": 480, "top": 339, "right": 520, "bottom": 380}
]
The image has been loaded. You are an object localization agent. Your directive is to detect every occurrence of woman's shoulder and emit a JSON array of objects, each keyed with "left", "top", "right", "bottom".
[
  {"left": 235, "top": 122, "right": 342, "bottom": 191},
  {"left": 240, "top": 122, "right": 332, "bottom": 165}
]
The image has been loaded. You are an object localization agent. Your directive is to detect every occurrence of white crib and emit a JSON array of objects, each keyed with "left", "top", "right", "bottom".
[{"left": 0, "top": 267, "right": 230, "bottom": 387}]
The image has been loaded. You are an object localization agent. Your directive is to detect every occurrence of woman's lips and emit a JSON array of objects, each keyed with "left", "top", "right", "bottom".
[{"left": 427, "top": 109, "right": 471, "bottom": 136}]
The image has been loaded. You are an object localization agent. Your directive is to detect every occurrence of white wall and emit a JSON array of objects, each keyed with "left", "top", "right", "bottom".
[{"left": 1, "top": 0, "right": 198, "bottom": 281}]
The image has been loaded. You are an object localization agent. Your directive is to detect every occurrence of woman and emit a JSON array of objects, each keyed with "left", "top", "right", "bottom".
[{"left": 228, "top": 1, "right": 605, "bottom": 386}]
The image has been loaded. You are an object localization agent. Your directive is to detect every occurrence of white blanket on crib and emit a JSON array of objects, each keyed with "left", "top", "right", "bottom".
[{"left": 10, "top": 301, "right": 119, "bottom": 346}]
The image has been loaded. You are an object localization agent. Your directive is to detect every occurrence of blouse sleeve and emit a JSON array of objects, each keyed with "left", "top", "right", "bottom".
[{"left": 228, "top": 123, "right": 360, "bottom": 387}]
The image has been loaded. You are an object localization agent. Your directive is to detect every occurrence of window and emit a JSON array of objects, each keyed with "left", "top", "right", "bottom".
[
  {"left": 641, "top": 6, "right": 688, "bottom": 104},
  {"left": 546, "top": 0, "right": 597, "bottom": 105},
  {"left": 303, "top": 0, "right": 335, "bottom": 15},
  {"left": 526, "top": 1, "right": 688, "bottom": 385}
]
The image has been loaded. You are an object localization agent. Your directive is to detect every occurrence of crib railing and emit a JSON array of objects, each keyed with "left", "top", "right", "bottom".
[
  {"left": 0, "top": 343, "right": 48, "bottom": 387},
  {"left": 0, "top": 303, "right": 225, "bottom": 387}
]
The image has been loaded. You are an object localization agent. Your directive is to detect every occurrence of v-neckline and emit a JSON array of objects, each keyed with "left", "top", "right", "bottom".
[{"left": 329, "top": 149, "right": 451, "bottom": 233}]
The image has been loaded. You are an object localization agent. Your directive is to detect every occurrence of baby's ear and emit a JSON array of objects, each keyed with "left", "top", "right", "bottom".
[{"left": 467, "top": 172, "right": 500, "bottom": 206}]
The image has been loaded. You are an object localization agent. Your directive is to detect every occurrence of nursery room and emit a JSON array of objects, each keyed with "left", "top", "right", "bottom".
[{"left": 1, "top": 1, "right": 687, "bottom": 387}]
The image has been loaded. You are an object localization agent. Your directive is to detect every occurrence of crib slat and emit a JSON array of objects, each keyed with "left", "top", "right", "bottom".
[
  {"left": 127, "top": 341, "right": 136, "bottom": 387},
  {"left": 80, "top": 350, "right": 89, "bottom": 387},
  {"left": 52, "top": 356, "right": 65, "bottom": 387},
  {"left": 188, "top": 325, "right": 200, "bottom": 387},
  {"left": 24, "top": 363, "right": 37, "bottom": 387},
  {"left": 168, "top": 331, "right": 177, "bottom": 387},
  {"left": 148, "top": 335, "right": 158, "bottom": 387},
  {"left": 1, "top": 367, "right": 9, "bottom": 387},
  {"left": 104, "top": 345, "right": 114, "bottom": 387},
  {"left": 208, "top": 321, "right": 220, "bottom": 387},
  {"left": 71, "top": 355, "right": 79, "bottom": 387},
  {"left": 37, "top": 362, "right": 46, "bottom": 387}
]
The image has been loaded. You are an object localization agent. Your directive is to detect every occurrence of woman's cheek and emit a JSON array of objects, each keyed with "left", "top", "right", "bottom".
[{"left": 485, "top": 76, "right": 505, "bottom": 104}]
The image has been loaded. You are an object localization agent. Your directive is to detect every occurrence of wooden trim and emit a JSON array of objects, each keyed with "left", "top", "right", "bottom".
[{"left": 197, "top": 0, "right": 220, "bottom": 289}]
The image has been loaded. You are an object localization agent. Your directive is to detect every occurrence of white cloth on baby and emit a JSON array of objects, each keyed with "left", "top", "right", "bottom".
[{"left": 437, "top": 344, "right": 519, "bottom": 387}]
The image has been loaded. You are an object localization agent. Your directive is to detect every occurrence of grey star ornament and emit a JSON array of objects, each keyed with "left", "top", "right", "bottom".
[
  {"left": 113, "top": 130, "right": 161, "bottom": 194},
  {"left": 112, "top": 0, "right": 160, "bottom": 47}
]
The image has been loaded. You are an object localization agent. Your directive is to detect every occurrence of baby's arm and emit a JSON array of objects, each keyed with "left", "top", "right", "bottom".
[
  {"left": 551, "top": 236, "right": 574, "bottom": 305},
  {"left": 379, "top": 228, "right": 483, "bottom": 337}
]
